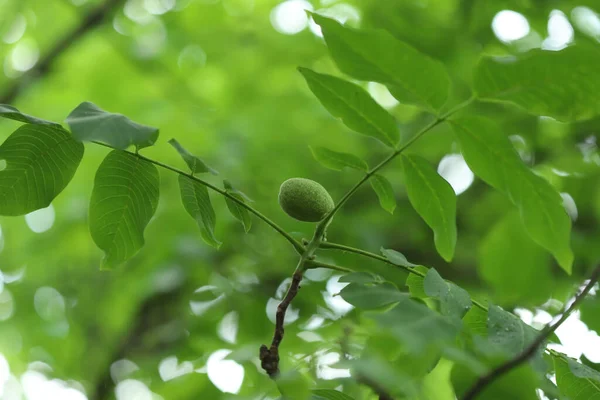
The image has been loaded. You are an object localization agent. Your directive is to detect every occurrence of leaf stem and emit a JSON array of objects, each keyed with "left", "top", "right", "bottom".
[
  {"left": 461, "top": 264, "right": 600, "bottom": 400},
  {"left": 90, "top": 140, "right": 305, "bottom": 254},
  {"left": 306, "top": 259, "right": 354, "bottom": 273}
]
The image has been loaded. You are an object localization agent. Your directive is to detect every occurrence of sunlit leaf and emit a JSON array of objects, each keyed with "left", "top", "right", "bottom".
[
  {"left": 299, "top": 67, "right": 399, "bottom": 147},
  {"left": 401, "top": 154, "right": 456, "bottom": 261},
  {"left": 480, "top": 212, "right": 553, "bottom": 305},
  {"left": 424, "top": 269, "right": 472, "bottom": 319},
  {"left": 370, "top": 174, "right": 396, "bottom": 214},
  {"left": 422, "top": 359, "right": 455, "bottom": 400},
  {"left": 450, "top": 116, "right": 573, "bottom": 273},
  {"left": 66, "top": 102, "right": 159, "bottom": 150},
  {"left": 89, "top": 150, "right": 159, "bottom": 269},
  {"left": 169, "top": 138, "right": 218, "bottom": 175},
  {"left": 475, "top": 45, "right": 600, "bottom": 122},
  {"left": 311, "top": 14, "right": 450, "bottom": 112},
  {"left": 0, "top": 124, "right": 84, "bottom": 216},
  {"left": 340, "top": 282, "right": 407, "bottom": 309},
  {"left": 555, "top": 356, "right": 600, "bottom": 399},
  {"left": 0, "top": 104, "right": 60, "bottom": 126},
  {"left": 224, "top": 180, "right": 252, "bottom": 232},
  {"left": 178, "top": 175, "right": 221, "bottom": 249}
]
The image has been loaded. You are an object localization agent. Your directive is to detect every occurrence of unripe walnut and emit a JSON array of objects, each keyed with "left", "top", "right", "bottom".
[{"left": 278, "top": 178, "right": 334, "bottom": 222}]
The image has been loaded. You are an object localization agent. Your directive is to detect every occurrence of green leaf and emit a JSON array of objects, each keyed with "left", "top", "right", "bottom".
[
  {"left": 479, "top": 212, "right": 553, "bottom": 305},
  {"left": 424, "top": 269, "right": 471, "bottom": 319},
  {"left": 400, "top": 154, "right": 456, "bottom": 261},
  {"left": 555, "top": 356, "right": 600, "bottom": 399},
  {"left": 421, "top": 359, "right": 455, "bottom": 400},
  {"left": 311, "top": 389, "right": 355, "bottom": 400},
  {"left": 309, "top": 146, "right": 368, "bottom": 171},
  {"left": 370, "top": 174, "right": 396, "bottom": 214},
  {"left": 223, "top": 180, "right": 252, "bottom": 232},
  {"left": 462, "top": 306, "right": 488, "bottom": 337},
  {"left": 372, "top": 297, "right": 462, "bottom": 352},
  {"left": 338, "top": 271, "right": 377, "bottom": 284},
  {"left": 340, "top": 282, "right": 407, "bottom": 309},
  {"left": 299, "top": 68, "right": 399, "bottom": 147},
  {"left": 89, "top": 150, "right": 160, "bottom": 269},
  {"left": 276, "top": 370, "right": 311, "bottom": 400},
  {"left": 487, "top": 305, "right": 545, "bottom": 372},
  {"left": 0, "top": 124, "right": 84, "bottom": 216},
  {"left": 66, "top": 102, "right": 159, "bottom": 150},
  {"left": 474, "top": 45, "right": 600, "bottom": 122},
  {"left": 178, "top": 175, "right": 221, "bottom": 249},
  {"left": 311, "top": 14, "right": 450, "bottom": 112},
  {"left": 450, "top": 116, "right": 573, "bottom": 273},
  {"left": 581, "top": 296, "right": 600, "bottom": 334},
  {"left": 405, "top": 266, "right": 429, "bottom": 298},
  {"left": 168, "top": 138, "right": 218, "bottom": 175},
  {"left": 0, "top": 104, "right": 60, "bottom": 126},
  {"left": 381, "top": 248, "right": 418, "bottom": 268}
]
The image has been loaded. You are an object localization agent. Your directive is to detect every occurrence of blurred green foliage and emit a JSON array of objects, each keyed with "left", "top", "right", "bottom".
[{"left": 2, "top": 0, "right": 600, "bottom": 399}]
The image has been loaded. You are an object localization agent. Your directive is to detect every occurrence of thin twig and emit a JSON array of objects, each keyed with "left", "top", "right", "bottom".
[
  {"left": 305, "top": 259, "right": 354, "bottom": 273},
  {"left": 1, "top": 0, "right": 126, "bottom": 104},
  {"left": 462, "top": 264, "right": 600, "bottom": 400},
  {"left": 90, "top": 141, "right": 306, "bottom": 254}
]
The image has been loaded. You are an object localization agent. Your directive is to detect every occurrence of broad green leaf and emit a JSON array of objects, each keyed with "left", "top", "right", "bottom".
[
  {"left": 452, "top": 360, "right": 539, "bottom": 400},
  {"left": 311, "top": 14, "right": 450, "bottom": 112},
  {"left": 223, "top": 180, "right": 252, "bottom": 232},
  {"left": 480, "top": 212, "right": 553, "bottom": 305},
  {"left": 178, "top": 175, "right": 221, "bottom": 249},
  {"left": 451, "top": 116, "right": 573, "bottom": 273},
  {"left": 338, "top": 271, "right": 377, "bottom": 284},
  {"left": 311, "top": 389, "right": 355, "bottom": 400},
  {"left": 424, "top": 269, "right": 471, "bottom": 319},
  {"left": 487, "top": 305, "right": 545, "bottom": 372},
  {"left": 340, "top": 282, "right": 407, "bottom": 309},
  {"left": 168, "top": 138, "right": 218, "bottom": 175},
  {"left": 299, "top": 68, "right": 399, "bottom": 147},
  {"left": 370, "top": 174, "right": 396, "bottom": 214},
  {"left": 381, "top": 248, "right": 418, "bottom": 268},
  {"left": 66, "top": 102, "right": 159, "bottom": 150},
  {"left": 406, "top": 266, "right": 429, "bottom": 298},
  {"left": 462, "top": 306, "right": 488, "bottom": 337},
  {"left": 276, "top": 370, "right": 311, "bottom": 400},
  {"left": 309, "top": 146, "right": 367, "bottom": 171},
  {"left": 0, "top": 104, "right": 60, "bottom": 126},
  {"left": 555, "top": 356, "right": 600, "bottom": 399},
  {"left": 372, "top": 297, "right": 462, "bottom": 352},
  {"left": 421, "top": 359, "right": 455, "bottom": 400},
  {"left": 0, "top": 124, "right": 84, "bottom": 216},
  {"left": 401, "top": 154, "right": 456, "bottom": 261},
  {"left": 474, "top": 45, "right": 600, "bottom": 122},
  {"left": 89, "top": 150, "right": 159, "bottom": 269}
]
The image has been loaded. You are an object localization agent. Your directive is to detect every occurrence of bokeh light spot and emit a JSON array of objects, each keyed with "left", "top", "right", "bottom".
[
  {"left": 34, "top": 287, "right": 65, "bottom": 322},
  {"left": 270, "top": 0, "right": 313, "bottom": 35},
  {"left": 437, "top": 154, "right": 474, "bottom": 195},
  {"left": 11, "top": 39, "right": 39, "bottom": 72},
  {"left": 25, "top": 205, "right": 55, "bottom": 233},
  {"left": 206, "top": 349, "right": 244, "bottom": 394},
  {"left": 492, "top": 10, "right": 530, "bottom": 42}
]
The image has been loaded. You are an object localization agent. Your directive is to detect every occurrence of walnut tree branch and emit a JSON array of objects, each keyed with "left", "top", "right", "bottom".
[
  {"left": 0, "top": 0, "right": 125, "bottom": 104},
  {"left": 462, "top": 264, "right": 600, "bottom": 400}
]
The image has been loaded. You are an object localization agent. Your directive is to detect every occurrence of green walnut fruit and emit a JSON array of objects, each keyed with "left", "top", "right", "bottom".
[{"left": 278, "top": 178, "right": 335, "bottom": 222}]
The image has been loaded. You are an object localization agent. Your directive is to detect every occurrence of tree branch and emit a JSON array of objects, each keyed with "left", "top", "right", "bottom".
[
  {"left": 462, "top": 264, "right": 600, "bottom": 400},
  {"left": 1, "top": 0, "right": 126, "bottom": 104}
]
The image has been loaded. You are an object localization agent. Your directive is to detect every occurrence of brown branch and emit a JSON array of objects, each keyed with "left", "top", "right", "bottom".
[
  {"left": 462, "top": 264, "right": 600, "bottom": 400},
  {"left": 0, "top": 0, "right": 125, "bottom": 104},
  {"left": 260, "top": 269, "right": 305, "bottom": 378}
]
